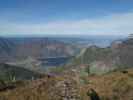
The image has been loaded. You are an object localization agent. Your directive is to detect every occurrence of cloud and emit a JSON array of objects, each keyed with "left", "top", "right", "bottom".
[{"left": 0, "top": 12, "right": 133, "bottom": 36}]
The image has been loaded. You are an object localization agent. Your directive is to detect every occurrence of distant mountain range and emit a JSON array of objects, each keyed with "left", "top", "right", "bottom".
[
  {"left": 0, "top": 37, "right": 79, "bottom": 62},
  {"left": 52, "top": 35, "right": 126, "bottom": 47},
  {"left": 0, "top": 35, "right": 125, "bottom": 63},
  {"left": 0, "top": 36, "right": 130, "bottom": 74}
]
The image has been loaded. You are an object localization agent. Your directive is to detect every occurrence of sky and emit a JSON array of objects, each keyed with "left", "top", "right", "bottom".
[{"left": 0, "top": 0, "right": 133, "bottom": 37}]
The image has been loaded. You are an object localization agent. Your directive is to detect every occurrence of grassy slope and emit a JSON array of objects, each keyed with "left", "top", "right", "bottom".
[
  {"left": 0, "top": 63, "right": 42, "bottom": 82},
  {"left": 0, "top": 68, "right": 133, "bottom": 100},
  {"left": 80, "top": 68, "right": 133, "bottom": 100},
  {"left": 0, "top": 75, "right": 81, "bottom": 100}
]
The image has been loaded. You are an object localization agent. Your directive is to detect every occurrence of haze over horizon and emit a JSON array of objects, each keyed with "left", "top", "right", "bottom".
[{"left": 0, "top": 0, "right": 133, "bottom": 36}]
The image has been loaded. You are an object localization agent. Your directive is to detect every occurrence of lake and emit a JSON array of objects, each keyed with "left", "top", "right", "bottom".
[{"left": 38, "top": 57, "right": 71, "bottom": 67}]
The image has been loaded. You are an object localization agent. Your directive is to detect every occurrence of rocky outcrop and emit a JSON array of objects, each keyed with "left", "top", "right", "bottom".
[
  {"left": 0, "top": 75, "right": 81, "bottom": 100},
  {"left": 53, "top": 79, "right": 80, "bottom": 100}
]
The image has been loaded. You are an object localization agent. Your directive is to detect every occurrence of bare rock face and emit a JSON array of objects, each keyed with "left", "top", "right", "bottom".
[
  {"left": 53, "top": 79, "right": 80, "bottom": 100},
  {"left": 110, "top": 38, "right": 133, "bottom": 68},
  {"left": 44, "top": 73, "right": 81, "bottom": 100}
]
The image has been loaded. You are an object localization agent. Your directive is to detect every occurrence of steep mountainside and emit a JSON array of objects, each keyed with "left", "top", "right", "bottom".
[
  {"left": 71, "top": 38, "right": 133, "bottom": 74},
  {"left": 0, "top": 63, "right": 42, "bottom": 81},
  {"left": 72, "top": 46, "right": 112, "bottom": 65},
  {"left": 0, "top": 38, "right": 15, "bottom": 62},
  {"left": 113, "top": 38, "right": 133, "bottom": 67}
]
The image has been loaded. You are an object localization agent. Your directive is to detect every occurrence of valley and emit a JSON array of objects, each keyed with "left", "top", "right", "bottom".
[
  {"left": 0, "top": 35, "right": 132, "bottom": 100},
  {"left": 0, "top": 0, "right": 133, "bottom": 99}
]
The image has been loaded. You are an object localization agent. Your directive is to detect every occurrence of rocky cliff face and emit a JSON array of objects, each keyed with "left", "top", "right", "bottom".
[{"left": 111, "top": 38, "right": 133, "bottom": 68}]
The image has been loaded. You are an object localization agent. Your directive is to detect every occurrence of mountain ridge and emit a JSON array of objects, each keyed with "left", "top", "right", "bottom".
[{"left": 0, "top": 37, "right": 78, "bottom": 62}]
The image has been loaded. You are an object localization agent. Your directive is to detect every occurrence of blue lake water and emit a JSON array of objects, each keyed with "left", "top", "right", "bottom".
[{"left": 38, "top": 57, "right": 71, "bottom": 67}]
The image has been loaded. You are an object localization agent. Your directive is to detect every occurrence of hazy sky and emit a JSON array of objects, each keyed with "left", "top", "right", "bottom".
[{"left": 0, "top": 0, "right": 133, "bottom": 36}]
